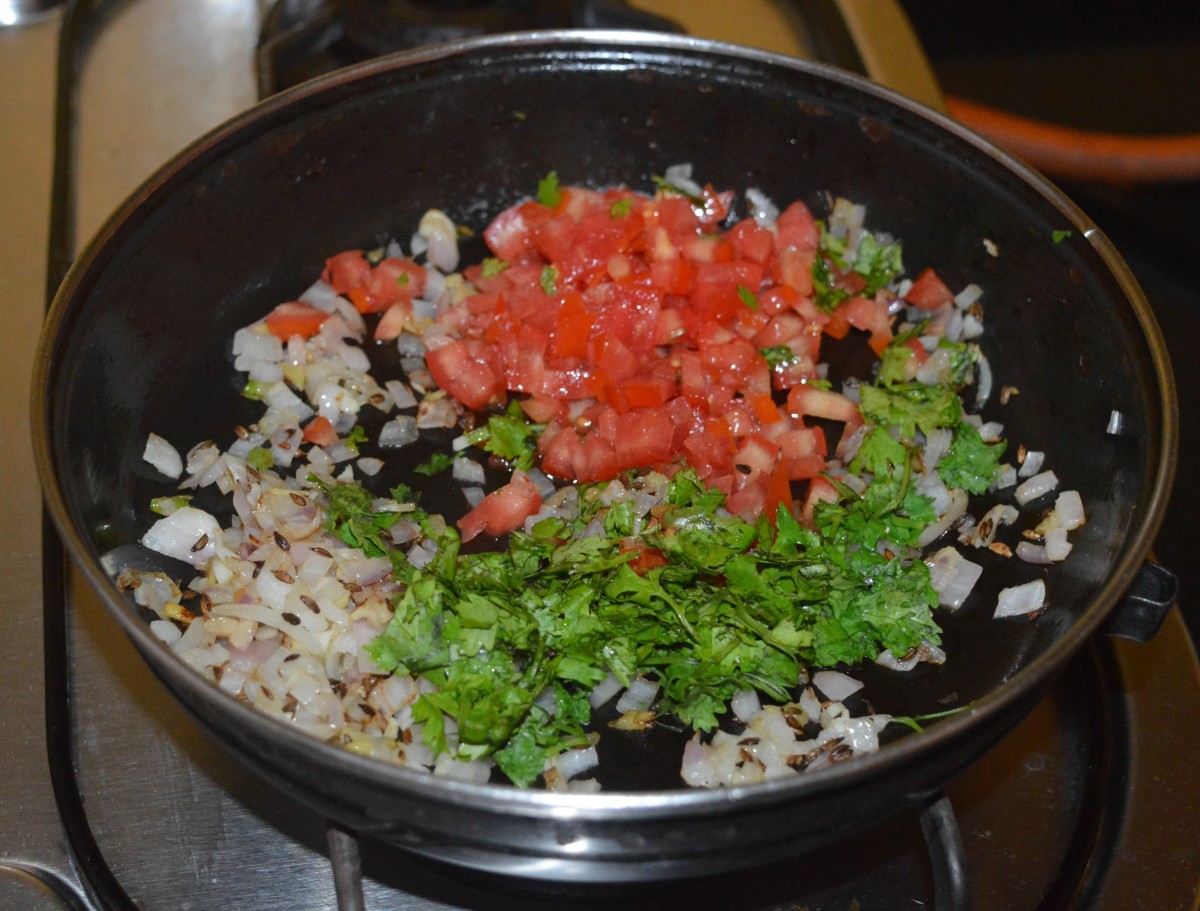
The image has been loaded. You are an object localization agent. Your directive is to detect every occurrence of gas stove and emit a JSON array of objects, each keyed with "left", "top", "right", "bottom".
[{"left": 2, "top": 2, "right": 1198, "bottom": 909}]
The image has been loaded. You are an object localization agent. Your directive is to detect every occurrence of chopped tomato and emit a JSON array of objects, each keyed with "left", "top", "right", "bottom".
[
  {"left": 301, "top": 416, "right": 339, "bottom": 447},
  {"left": 322, "top": 250, "right": 371, "bottom": 294},
  {"left": 457, "top": 470, "right": 543, "bottom": 543},
  {"left": 412, "top": 180, "right": 913, "bottom": 522},
  {"left": 264, "top": 301, "right": 329, "bottom": 340},
  {"left": 905, "top": 267, "right": 955, "bottom": 311}
]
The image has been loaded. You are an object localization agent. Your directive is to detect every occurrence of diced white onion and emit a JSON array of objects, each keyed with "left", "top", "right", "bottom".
[
  {"left": 616, "top": 676, "right": 659, "bottom": 713},
  {"left": 452, "top": 458, "right": 486, "bottom": 486},
  {"left": 1018, "top": 450, "right": 1045, "bottom": 478},
  {"left": 1015, "top": 470, "right": 1059, "bottom": 506},
  {"left": 812, "top": 670, "right": 863, "bottom": 702},
  {"left": 994, "top": 579, "right": 1046, "bottom": 618},
  {"left": 143, "top": 433, "right": 183, "bottom": 479}
]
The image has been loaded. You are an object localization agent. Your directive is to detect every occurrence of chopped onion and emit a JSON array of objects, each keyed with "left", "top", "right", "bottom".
[
  {"left": 143, "top": 433, "right": 183, "bottom": 479},
  {"left": 1018, "top": 450, "right": 1045, "bottom": 478},
  {"left": 1015, "top": 470, "right": 1059, "bottom": 506},
  {"left": 925, "top": 546, "right": 982, "bottom": 609},
  {"left": 589, "top": 673, "right": 623, "bottom": 709},
  {"left": 554, "top": 745, "right": 600, "bottom": 782},
  {"left": 995, "top": 579, "right": 1046, "bottom": 618},
  {"left": 812, "top": 670, "right": 863, "bottom": 702},
  {"left": 378, "top": 416, "right": 419, "bottom": 449},
  {"left": 616, "top": 676, "right": 659, "bottom": 713},
  {"left": 140, "top": 507, "right": 220, "bottom": 565},
  {"left": 451, "top": 458, "right": 486, "bottom": 486},
  {"left": 730, "top": 689, "right": 762, "bottom": 724},
  {"left": 1015, "top": 541, "right": 1052, "bottom": 564}
]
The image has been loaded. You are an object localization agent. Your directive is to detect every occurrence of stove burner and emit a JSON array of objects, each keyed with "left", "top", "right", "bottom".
[{"left": 256, "top": 0, "right": 684, "bottom": 96}]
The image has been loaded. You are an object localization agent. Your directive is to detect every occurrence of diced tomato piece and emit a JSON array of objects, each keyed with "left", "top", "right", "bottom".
[
  {"left": 728, "top": 219, "right": 775, "bottom": 264},
  {"left": 775, "top": 201, "right": 819, "bottom": 251},
  {"left": 648, "top": 259, "right": 694, "bottom": 295},
  {"left": 425, "top": 339, "right": 504, "bottom": 412},
  {"left": 621, "top": 543, "right": 669, "bottom": 575},
  {"left": 778, "top": 425, "right": 828, "bottom": 460},
  {"left": 693, "top": 260, "right": 765, "bottom": 289},
  {"left": 763, "top": 457, "right": 795, "bottom": 525},
  {"left": 521, "top": 395, "right": 567, "bottom": 424},
  {"left": 483, "top": 201, "right": 551, "bottom": 264},
  {"left": 550, "top": 292, "right": 591, "bottom": 360},
  {"left": 533, "top": 213, "right": 580, "bottom": 264},
  {"left": 615, "top": 376, "right": 676, "bottom": 412},
  {"left": 725, "top": 466, "right": 770, "bottom": 521},
  {"left": 369, "top": 257, "right": 425, "bottom": 303},
  {"left": 748, "top": 393, "right": 783, "bottom": 425},
  {"left": 457, "top": 470, "right": 543, "bottom": 542},
  {"left": 772, "top": 246, "right": 815, "bottom": 296},
  {"left": 843, "top": 294, "right": 894, "bottom": 355},
  {"left": 905, "top": 267, "right": 955, "bottom": 311},
  {"left": 905, "top": 336, "right": 930, "bottom": 365},
  {"left": 301, "top": 416, "right": 339, "bottom": 447},
  {"left": 264, "top": 301, "right": 329, "bottom": 340},
  {"left": 800, "top": 476, "right": 840, "bottom": 528},
  {"left": 734, "top": 434, "right": 780, "bottom": 474},
  {"left": 321, "top": 250, "right": 372, "bottom": 294}
]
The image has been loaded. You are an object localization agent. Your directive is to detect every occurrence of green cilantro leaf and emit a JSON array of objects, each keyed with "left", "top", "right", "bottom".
[
  {"left": 482, "top": 257, "right": 509, "bottom": 278},
  {"left": 537, "top": 171, "right": 562, "bottom": 208},
  {"left": 414, "top": 451, "right": 457, "bottom": 477}
]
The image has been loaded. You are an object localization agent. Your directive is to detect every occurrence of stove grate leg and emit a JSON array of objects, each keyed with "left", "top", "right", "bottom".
[
  {"left": 326, "top": 825, "right": 366, "bottom": 911},
  {"left": 919, "top": 793, "right": 972, "bottom": 911}
]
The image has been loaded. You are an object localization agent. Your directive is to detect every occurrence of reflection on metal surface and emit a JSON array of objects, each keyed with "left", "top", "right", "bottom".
[{"left": 0, "top": 0, "right": 63, "bottom": 28}]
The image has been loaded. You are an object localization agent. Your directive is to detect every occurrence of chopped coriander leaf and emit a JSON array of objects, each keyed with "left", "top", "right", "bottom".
[
  {"left": 246, "top": 447, "right": 274, "bottom": 471},
  {"left": 539, "top": 265, "right": 558, "bottom": 297},
  {"left": 760, "top": 345, "right": 798, "bottom": 368},
  {"left": 851, "top": 233, "right": 904, "bottom": 294},
  {"left": 812, "top": 255, "right": 850, "bottom": 314},
  {"left": 343, "top": 424, "right": 368, "bottom": 455},
  {"left": 938, "top": 422, "right": 1006, "bottom": 494},
  {"left": 311, "top": 477, "right": 413, "bottom": 559},
  {"left": 150, "top": 494, "right": 192, "bottom": 516},
  {"left": 737, "top": 285, "right": 758, "bottom": 309},
  {"left": 481, "top": 257, "right": 508, "bottom": 278},
  {"left": 858, "top": 382, "right": 962, "bottom": 441},
  {"left": 610, "top": 197, "right": 633, "bottom": 218},
  {"left": 241, "top": 380, "right": 268, "bottom": 401},
  {"left": 537, "top": 171, "right": 562, "bottom": 208},
  {"left": 1052, "top": 229, "right": 1073, "bottom": 243},
  {"left": 937, "top": 339, "right": 980, "bottom": 387},
  {"left": 360, "top": 458, "right": 944, "bottom": 784},
  {"left": 465, "top": 407, "right": 545, "bottom": 471},
  {"left": 414, "top": 451, "right": 457, "bottom": 476},
  {"left": 816, "top": 221, "right": 849, "bottom": 268}
]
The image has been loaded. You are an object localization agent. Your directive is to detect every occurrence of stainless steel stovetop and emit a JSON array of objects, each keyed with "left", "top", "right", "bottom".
[{"left": 2, "top": 3, "right": 1198, "bottom": 909}]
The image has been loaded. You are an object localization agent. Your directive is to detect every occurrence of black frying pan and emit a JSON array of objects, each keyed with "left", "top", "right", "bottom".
[{"left": 33, "top": 32, "right": 1176, "bottom": 882}]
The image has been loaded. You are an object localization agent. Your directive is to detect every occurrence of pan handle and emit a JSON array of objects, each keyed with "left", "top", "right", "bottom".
[{"left": 1104, "top": 561, "right": 1179, "bottom": 643}]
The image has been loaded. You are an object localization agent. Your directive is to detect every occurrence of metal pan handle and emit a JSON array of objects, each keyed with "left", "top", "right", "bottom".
[{"left": 1105, "top": 561, "right": 1179, "bottom": 643}]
